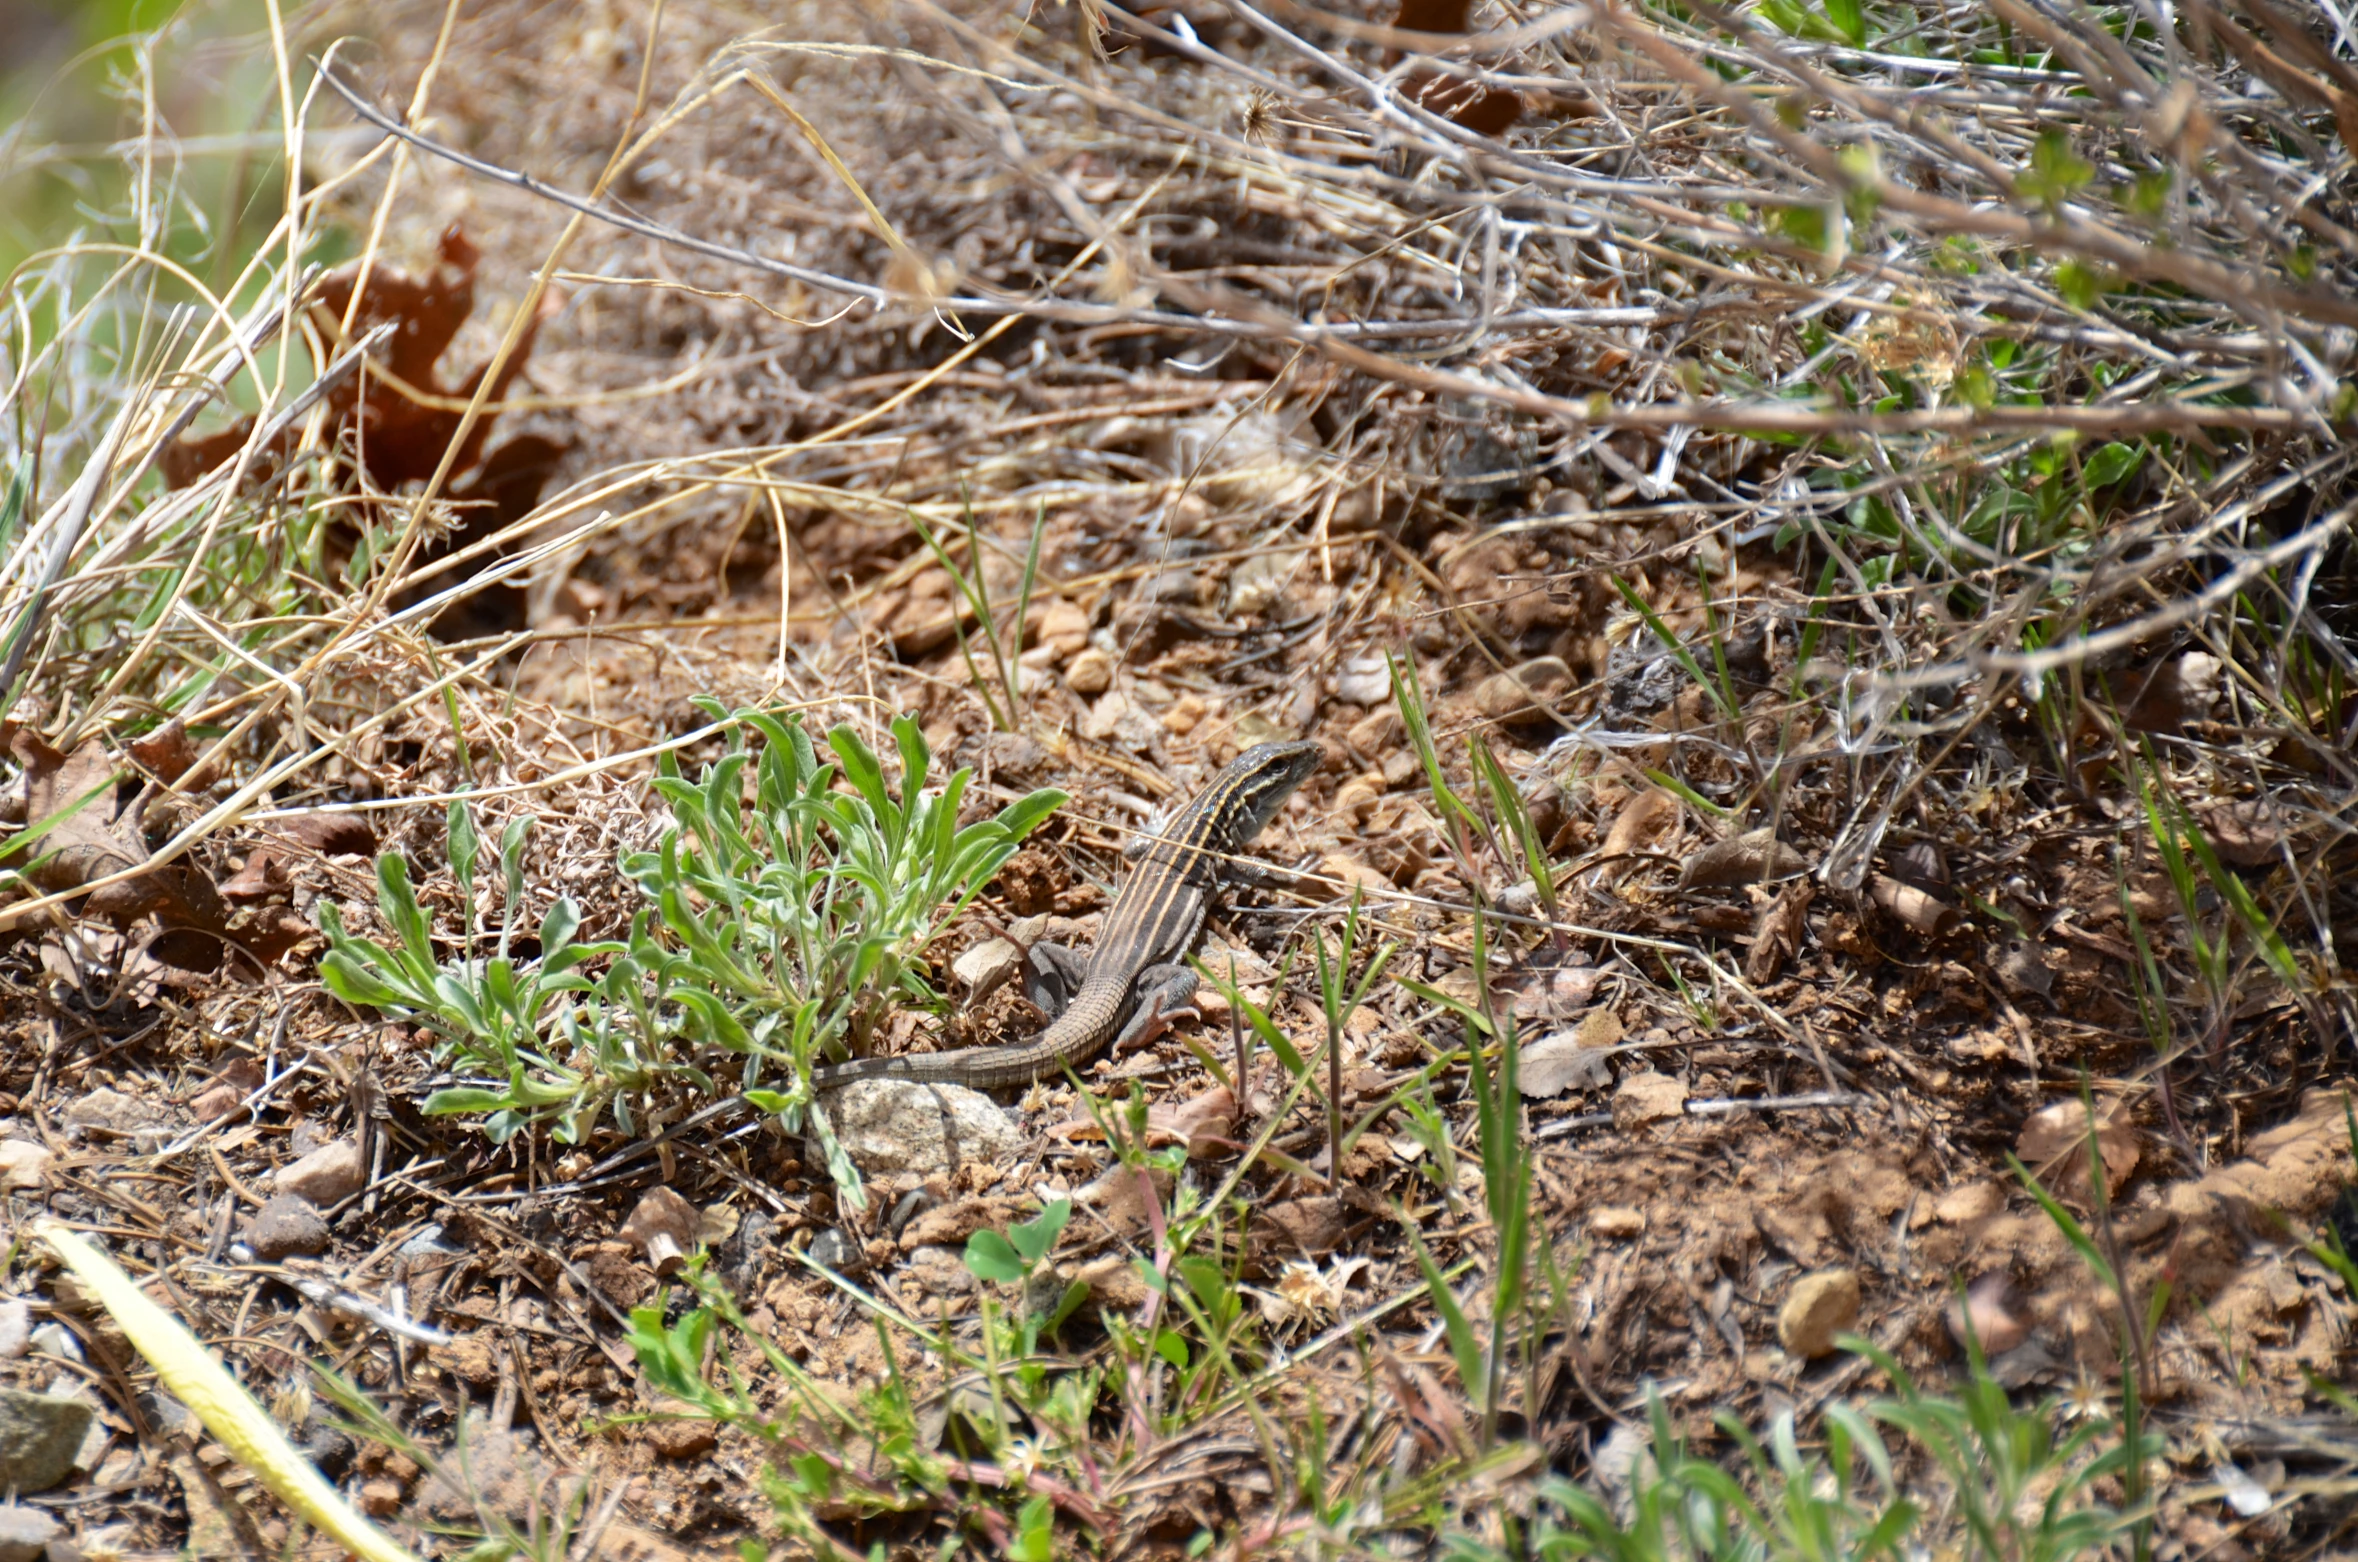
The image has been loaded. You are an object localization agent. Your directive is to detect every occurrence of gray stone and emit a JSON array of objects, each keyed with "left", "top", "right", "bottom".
[
  {"left": 0, "top": 1390, "right": 93, "bottom": 1493},
  {"left": 137, "top": 1390, "right": 194, "bottom": 1440},
  {"left": 25, "top": 1326, "right": 78, "bottom": 1364},
  {"left": 815, "top": 1079, "right": 1023, "bottom": 1179},
  {"left": 981, "top": 732, "right": 1051, "bottom": 777},
  {"left": 807, "top": 1228, "right": 860, "bottom": 1273},
  {"left": 0, "top": 1506, "right": 57, "bottom": 1562},
  {"left": 61, "top": 1089, "right": 171, "bottom": 1141},
  {"left": 902, "top": 1244, "right": 978, "bottom": 1299},
  {"left": 272, "top": 1140, "right": 365, "bottom": 1206},
  {"left": 241, "top": 1195, "right": 330, "bottom": 1261}
]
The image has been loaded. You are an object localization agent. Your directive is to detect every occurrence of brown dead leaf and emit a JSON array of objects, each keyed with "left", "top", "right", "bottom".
[
  {"left": 128, "top": 719, "right": 212, "bottom": 788},
  {"left": 1378, "top": 1350, "right": 1470, "bottom": 1458},
  {"left": 160, "top": 226, "right": 568, "bottom": 603},
  {"left": 1521, "top": 1006, "right": 1621, "bottom": 1097},
  {"left": 1496, "top": 951, "right": 1601, "bottom": 1019},
  {"left": 1321, "top": 853, "right": 1394, "bottom": 894},
  {"left": 1248, "top": 1195, "right": 1349, "bottom": 1266},
  {"left": 1389, "top": 0, "right": 1523, "bottom": 133},
  {"left": 1679, "top": 828, "right": 1809, "bottom": 890},
  {"left": 1162, "top": 1085, "right": 1239, "bottom": 1158},
  {"left": 1745, "top": 879, "right": 1815, "bottom": 983},
  {"left": 190, "top": 1058, "right": 266, "bottom": 1124},
  {"left": 1600, "top": 787, "right": 1679, "bottom": 876},
  {"left": 1404, "top": 72, "right": 1524, "bottom": 134},
  {"left": 2017, "top": 1099, "right": 2140, "bottom": 1204},
  {"left": 222, "top": 848, "right": 292, "bottom": 902},
  {"left": 2199, "top": 798, "right": 2298, "bottom": 868},
  {"left": 1052, "top": 1087, "right": 1236, "bottom": 1158}
]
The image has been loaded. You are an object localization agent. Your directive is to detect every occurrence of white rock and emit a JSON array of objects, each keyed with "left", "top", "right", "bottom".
[
  {"left": 951, "top": 939, "right": 1022, "bottom": 1002},
  {"left": 273, "top": 1139, "right": 366, "bottom": 1206},
  {"left": 0, "top": 1143, "right": 49, "bottom": 1191},
  {"left": 815, "top": 1079, "right": 1023, "bottom": 1178},
  {"left": 1335, "top": 653, "right": 1391, "bottom": 706},
  {"left": 0, "top": 1503, "right": 57, "bottom": 1562},
  {"left": 0, "top": 1303, "right": 28, "bottom": 1361}
]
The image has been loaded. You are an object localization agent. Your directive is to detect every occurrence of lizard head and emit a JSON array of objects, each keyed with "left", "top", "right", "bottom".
[{"left": 1216, "top": 740, "right": 1324, "bottom": 843}]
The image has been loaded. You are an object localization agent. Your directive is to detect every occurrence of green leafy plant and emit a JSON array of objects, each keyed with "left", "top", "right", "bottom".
[
  {"left": 321, "top": 801, "right": 622, "bottom": 1144},
  {"left": 321, "top": 708, "right": 1065, "bottom": 1183},
  {"left": 964, "top": 1198, "right": 1072, "bottom": 1286},
  {"left": 632, "top": 703, "right": 1064, "bottom": 1087}
]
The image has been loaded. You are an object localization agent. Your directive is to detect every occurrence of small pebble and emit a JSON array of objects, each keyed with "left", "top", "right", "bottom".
[
  {"left": 1777, "top": 1268, "right": 1861, "bottom": 1360},
  {"left": 1588, "top": 1206, "right": 1647, "bottom": 1240},
  {"left": 25, "top": 1327, "right": 79, "bottom": 1365},
  {"left": 1335, "top": 654, "right": 1391, "bottom": 706},
  {"left": 0, "top": 1301, "right": 30, "bottom": 1361},
  {"left": 273, "top": 1140, "right": 366, "bottom": 1206},
  {"left": 0, "top": 1143, "right": 51, "bottom": 1191},
  {"left": 1065, "top": 647, "right": 1113, "bottom": 695},
  {"left": 1946, "top": 1273, "right": 2030, "bottom": 1357},
  {"left": 241, "top": 1195, "right": 331, "bottom": 1261},
  {"left": 808, "top": 1228, "right": 860, "bottom": 1272}
]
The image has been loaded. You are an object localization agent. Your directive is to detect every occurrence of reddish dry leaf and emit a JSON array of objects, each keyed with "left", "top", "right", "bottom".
[
  {"left": 236, "top": 908, "right": 314, "bottom": 967},
  {"left": 2017, "top": 1099, "right": 2140, "bottom": 1204},
  {"left": 1404, "top": 72, "right": 1524, "bottom": 134},
  {"left": 221, "top": 848, "right": 292, "bottom": 902},
  {"left": 1388, "top": 0, "right": 1524, "bottom": 135},
  {"left": 1055, "top": 1086, "right": 1238, "bottom": 1158},
  {"left": 128, "top": 719, "right": 212, "bottom": 787},
  {"left": 1392, "top": 0, "right": 1473, "bottom": 31},
  {"left": 7, "top": 731, "right": 233, "bottom": 971},
  {"left": 189, "top": 1058, "right": 266, "bottom": 1123},
  {"left": 159, "top": 225, "right": 568, "bottom": 572},
  {"left": 1378, "top": 1350, "right": 1470, "bottom": 1458},
  {"left": 266, "top": 811, "right": 379, "bottom": 857},
  {"left": 1495, "top": 951, "right": 1600, "bottom": 1019}
]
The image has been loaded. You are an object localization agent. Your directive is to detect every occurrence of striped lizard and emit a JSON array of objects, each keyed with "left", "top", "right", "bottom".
[{"left": 813, "top": 740, "right": 1322, "bottom": 1091}]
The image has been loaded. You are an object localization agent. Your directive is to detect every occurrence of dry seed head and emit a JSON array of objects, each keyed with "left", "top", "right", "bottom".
[{"left": 1239, "top": 88, "right": 1283, "bottom": 147}]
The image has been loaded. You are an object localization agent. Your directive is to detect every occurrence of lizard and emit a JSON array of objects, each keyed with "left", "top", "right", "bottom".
[{"left": 812, "top": 740, "right": 1323, "bottom": 1091}]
